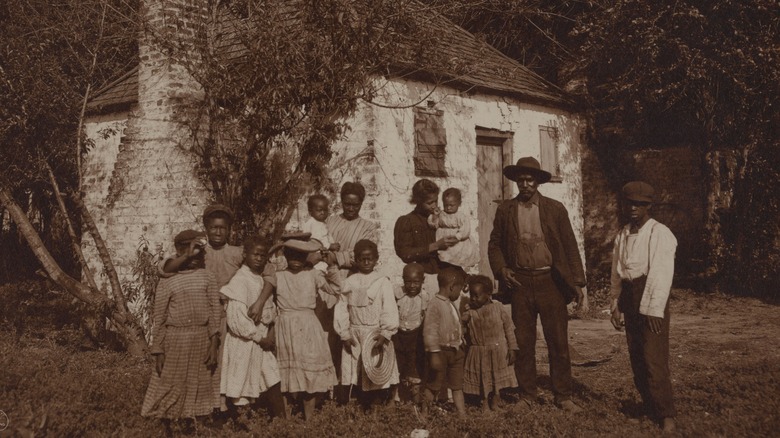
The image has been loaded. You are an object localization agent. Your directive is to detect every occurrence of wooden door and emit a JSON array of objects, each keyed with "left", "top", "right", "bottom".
[{"left": 476, "top": 130, "right": 513, "bottom": 279}]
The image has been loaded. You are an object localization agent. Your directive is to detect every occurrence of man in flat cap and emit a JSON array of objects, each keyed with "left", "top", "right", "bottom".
[
  {"left": 609, "top": 181, "right": 677, "bottom": 433},
  {"left": 488, "top": 157, "right": 586, "bottom": 413}
]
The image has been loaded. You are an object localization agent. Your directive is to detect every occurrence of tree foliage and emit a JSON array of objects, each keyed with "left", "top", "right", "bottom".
[
  {"left": 437, "top": 0, "right": 779, "bottom": 296},
  {"left": 567, "top": 0, "right": 779, "bottom": 295},
  {"left": 0, "top": 0, "right": 147, "bottom": 354},
  {"left": 153, "top": 0, "right": 457, "bottom": 239}
]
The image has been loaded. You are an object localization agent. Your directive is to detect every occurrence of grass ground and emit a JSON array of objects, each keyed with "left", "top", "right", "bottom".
[{"left": 1, "top": 287, "right": 779, "bottom": 437}]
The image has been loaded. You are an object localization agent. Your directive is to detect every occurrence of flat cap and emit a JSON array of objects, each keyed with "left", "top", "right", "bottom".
[
  {"left": 174, "top": 229, "right": 206, "bottom": 245},
  {"left": 202, "top": 203, "right": 234, "bottom": 221},
  {"left": 622, "top": 181, "right": 655, "bottom": 203}
]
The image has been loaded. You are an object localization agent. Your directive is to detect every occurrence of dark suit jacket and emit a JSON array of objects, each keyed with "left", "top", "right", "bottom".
[{"left": 488, "top": 194, "right": 586, "bottom": 303}]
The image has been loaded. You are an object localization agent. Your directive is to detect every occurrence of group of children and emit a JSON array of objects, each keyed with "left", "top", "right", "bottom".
[{"left": 141, "top": 188, "right": 514, "bottom": 425}]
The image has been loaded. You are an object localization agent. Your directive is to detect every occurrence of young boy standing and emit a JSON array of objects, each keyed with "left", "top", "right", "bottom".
[
  {"left": 393, "top": 262, "right": 430, "bottom": 401},
  {"left": 142, "top": 230, "right": 220, "bottom": 419},
  {"left": 421, "top": 266, "right": 467, "bottom": 418},
  {"left": 610, "top": 181, "right": 677, "bottom": 433}
]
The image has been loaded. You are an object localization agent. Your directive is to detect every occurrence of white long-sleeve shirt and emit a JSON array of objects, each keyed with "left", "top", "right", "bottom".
[{"left": 610, "top": 218, "right": 677, "bottom": 318}]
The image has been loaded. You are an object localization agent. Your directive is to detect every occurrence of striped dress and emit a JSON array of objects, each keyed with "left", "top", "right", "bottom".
[
  {"left": 462, "top": 301, "right": 518, "bottom": 396},
  {"left": 141, "top": 269, "right": 221, "bottom": 418},
  {"left": 326, "top": 214, "right": 379, "bottom": 270}
]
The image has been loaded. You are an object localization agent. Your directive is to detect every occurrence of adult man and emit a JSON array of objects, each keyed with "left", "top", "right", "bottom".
[
  {"left": 487, "top": 157, "right": 585, "bottom": 412},
  {"left": 610, "top": 181, "right": 677, "bottom": 433}
]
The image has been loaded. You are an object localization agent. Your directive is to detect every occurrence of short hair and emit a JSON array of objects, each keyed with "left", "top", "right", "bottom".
[
  {"left": 468, "top": 274, "right": 494, "bottom": 294},
  {"left": 442, "top": 187, "right": 462, "bottom": 203},
  {"left": 203, "top": 210, "right": 232, "bottom": 227},
  {"left": 437, "top": 266, "right": 466, "bottom": 288},
  {"left": 202, "top": 204, "right": 234, "bottom": 227},
  {"left": 307, "top": 194, "right": 329, "bottom": 211},
  {"left": 403, "top": 262, "right": 425, "bottom": 278},
  {"left": 340, "top": 181, "right": 366, "bottom": 202},
  {"left": 243, "top": 235, "right": 271, "bottom": 253},
  {"left": 410, "top": 179, "right": 440, "bottom": 205},
  {"left": 353, "top": 239, "right": 378, "bottom": 258}
]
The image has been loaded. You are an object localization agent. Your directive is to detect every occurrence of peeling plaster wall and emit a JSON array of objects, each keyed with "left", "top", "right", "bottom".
[
  {"left": 296, "top": 77, "right": 585, "bottom": 284},
  {"left": 82, "top": 112, "right": 129, "bottom": 291},
  {"left": 84, "top": 76, "right": 584, "bottom": 288}
]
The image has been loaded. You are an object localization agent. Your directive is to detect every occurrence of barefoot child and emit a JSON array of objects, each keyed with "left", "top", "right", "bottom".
[
  {"left": 334, "top": 240, "right": 400, "bottom": 408},
  {"left": 392, "top": 262, "right": 430, "bottom": 402},
  {"left": 462, "top": 275, "right": 518, "bottom": 411},
  {"left": 249, "top": 236, "right": 340, "bottom": 421},
  {"left": 142, "top": 230, "right": 220, "bottom": 419},
  {"left": 219, "top": 236, "right": 284, "bottom": 417},
  {"left": 427, "top": 188, "right": 479, "bottom": 268},
  {"left": 421, "top": 266, "right": 467, "bottom": 418}
]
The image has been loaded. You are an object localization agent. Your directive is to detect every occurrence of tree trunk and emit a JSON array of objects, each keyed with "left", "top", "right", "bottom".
[{"left": 0, "top": 183, "right": 148, "bottom": 357}]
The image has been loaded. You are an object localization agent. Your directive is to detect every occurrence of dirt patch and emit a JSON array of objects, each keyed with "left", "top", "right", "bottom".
[{"left": 0, "top": 288, "right": 778, "bottom": 437}]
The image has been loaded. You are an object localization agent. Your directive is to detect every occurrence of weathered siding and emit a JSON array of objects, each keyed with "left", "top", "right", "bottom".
[
  {"left": 292, "top": 77, "right": 585, "bottom": 284},
  {"left": 84, "top": 77, "right": 585, "bottom": 290}
]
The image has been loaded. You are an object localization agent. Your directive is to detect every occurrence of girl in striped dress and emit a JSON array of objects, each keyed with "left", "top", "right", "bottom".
[
  {"left": 141, "top": 230, "right": 221, "bottom": 420},
  {"left": 462, "top": 275, "right": 518, "bottom": 411}
]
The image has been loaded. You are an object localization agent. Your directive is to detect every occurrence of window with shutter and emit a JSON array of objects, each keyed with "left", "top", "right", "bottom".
[
  {"left": 413, "top": 107, "right": 447, "bottom": 177},
  {"left": 539, "top": 126, "right": 562, "bottom": 182}
]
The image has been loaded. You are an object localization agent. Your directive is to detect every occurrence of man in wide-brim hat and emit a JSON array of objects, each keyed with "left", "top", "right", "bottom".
[{"left": 487, "top": 156, "right": 586, "bottom": 413}]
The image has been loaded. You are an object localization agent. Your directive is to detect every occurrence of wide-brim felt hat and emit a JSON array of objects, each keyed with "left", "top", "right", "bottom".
[
  {"left": 361, "top": 332, "right": 396, "bottom": 386},
  {"left": 502, "top": 157, "right": 552, "bottom": 184}
]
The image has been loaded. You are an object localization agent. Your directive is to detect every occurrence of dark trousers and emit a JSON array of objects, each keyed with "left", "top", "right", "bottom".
[
  {"left": 619, "top": 276, "right": 676, "bottom": 419},
  {"left": 510, "top": 270, "right": 572, "bottom": 402},
  {"left": 393, "top": 326, "right": 425, "bottom": 382}
]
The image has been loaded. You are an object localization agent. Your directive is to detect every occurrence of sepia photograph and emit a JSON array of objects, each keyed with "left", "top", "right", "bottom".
[{"left": 0, "top": 0, "right": 777, "bottom": 436}]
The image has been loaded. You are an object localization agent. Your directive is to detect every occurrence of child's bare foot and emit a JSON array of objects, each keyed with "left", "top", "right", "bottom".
[
  {"left": 489, "top": 393, "right": 500, "bottom": 411},
  {"left": 481, "top": 398, "right": 490, "bottom": 412},
  {"left": 662, "top": 417, "right": 676, "bottom": 434}
]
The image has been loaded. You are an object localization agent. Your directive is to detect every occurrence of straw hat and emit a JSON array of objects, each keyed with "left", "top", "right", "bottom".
[
  {"left": 268, "top": 232, "right": 323, "bottom": 255},
  {"left": 361, "top": 331, "right": 396, "bottom": 386}
]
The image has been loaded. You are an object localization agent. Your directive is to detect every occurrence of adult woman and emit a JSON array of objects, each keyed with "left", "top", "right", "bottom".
[
  {"left": 324, "top": 181, "right": 379, "bottom": 396},
  {"left": 326, "top": 181, "right": 380, "bottom": 271},
  {"left": 393, "top": 179, "right": 458, "bottom": 293}
]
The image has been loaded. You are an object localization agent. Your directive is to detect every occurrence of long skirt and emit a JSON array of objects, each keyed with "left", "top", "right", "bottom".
[
  {"left": 141, "top": 326, "right": 220, "bottom": 418},
  {"left": 275, "top": 309, "right": 338, "bottom": 393}
]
